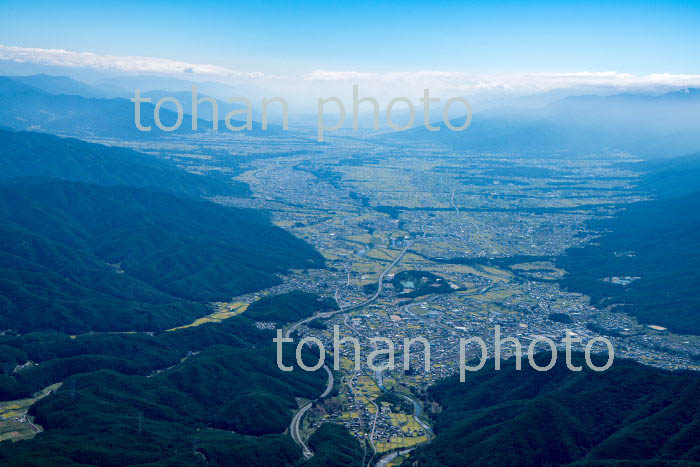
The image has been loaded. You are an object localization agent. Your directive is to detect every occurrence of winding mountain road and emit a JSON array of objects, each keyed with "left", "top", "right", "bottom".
[
  {"left": 290, "top": 364, "right": 334, "bottom": 459},
  {"left": 287, "top": 229, "right": 427, "bottom": 458}
]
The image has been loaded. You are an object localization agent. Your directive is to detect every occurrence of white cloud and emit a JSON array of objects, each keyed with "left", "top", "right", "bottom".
[
  {"left": 2, "top": 44, "right": 699, "bottom": 110},
  {"left": 303, "top": 70, "right": 700, "bottom": 95},
  {"left": 0, "top": 44, "right": 254, "bottom": 79}
]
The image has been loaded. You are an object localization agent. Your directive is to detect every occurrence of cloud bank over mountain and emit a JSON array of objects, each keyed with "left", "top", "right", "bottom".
[{"left": 3, "top": 43, "right": 700, "bottom": 110}]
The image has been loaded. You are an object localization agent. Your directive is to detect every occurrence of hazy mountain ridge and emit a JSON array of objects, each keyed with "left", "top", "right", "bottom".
[
  {"left": 5, "top": 73, "right": 115, "bottom": 98},
  {"left": 380, "top": 88, "right": 700, "bottom": 158},
  {"left": 0, "top": 76, "right": 278, "bottom": 139},
  {"left": 0, "top": 127, "right": 251, "bottom": 197}
]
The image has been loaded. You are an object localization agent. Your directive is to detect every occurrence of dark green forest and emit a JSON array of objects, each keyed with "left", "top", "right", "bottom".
[
  {"left": 245, "top": 291, "right": 338, "bottom": 325},
  {"left": 0, "top": 129, "right": 336, "bottom": 463},
  {"left": 0, "top": 179, "right": 324, "bottom": 333},
  {"left": 0, "top": 130, "right": 324, "bottom": 333},
  {"left": 405, "top": 354, "right": 700, "bottom": 466},
  {"left": 305, "top": 423, "right": 365, "bottom": 467},
  {"left": 0, "top": 128, "right": 250, "bottom": 197},
  {"left": 557, "top": 153, "right": 700, "bottom": 334},
  {"left": 391, "top": 270, "right": 454, "bottom": 298},
  {"left": 0, "top": 293, "right": 332, "bottom": 465}
]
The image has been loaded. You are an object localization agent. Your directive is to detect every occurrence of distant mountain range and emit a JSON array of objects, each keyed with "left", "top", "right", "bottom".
[
  {"left": 2, "top": 74, "right": 263, "bottom": 121},
  {"left": 380, "top": 89, "right": 700, "bottom": 158},
  {"left": 141, "top": 89, "right": 262, "bottom": 122},
  {"left": 4, "top": 73, "right": 699, "bottom": 157},
  {"left": 5, "top": 73, "right": 118, "bottom": 98},
  {"left": 0, "top": 75, "right": 276, "bottom": 139}
]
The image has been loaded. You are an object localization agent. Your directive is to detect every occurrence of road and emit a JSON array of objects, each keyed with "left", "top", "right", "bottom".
[
  {"left": 449, "top": 187, "right": 460, "bottom": 214},
  {"left": 370, "top": 366, "right": 433, "bottom": 467},
  {"left": 287, "top": 229, "right": 428, "bottom": 458},
  {"left": 284, "top": 232, "right": 424, "bottom": 339},
  {"left": 290, "top": 364, "right": 334, "bottom": 459},
  {"left": 370, "top": 389, "right": 432, "bottom": 467},
  {"left": 376, "top": 448, "right": 414, "bottom": 467},
  {"left": 345, "top": 314, "right": 370, "bottom": 466},
  {"left": 367, "top": 344, "right": 381, "bottom": 453}
]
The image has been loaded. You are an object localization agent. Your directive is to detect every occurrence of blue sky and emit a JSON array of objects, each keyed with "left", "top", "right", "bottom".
[{"left": 1, "top": 0, "right": 698, "bottom": 74}]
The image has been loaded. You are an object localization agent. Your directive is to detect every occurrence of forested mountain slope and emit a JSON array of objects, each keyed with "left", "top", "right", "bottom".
[
  {"left": 557, "top": 153, "right": 700, "bottom": 334},
  {"left": 406, "top": 354, "right": 700, "bottom": 466},
  {"left": 0, "top": 128, "right": 250, "bottom": 197},
  {"left": 0, "top": 179, "right": 324, "bottom": 333}
]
